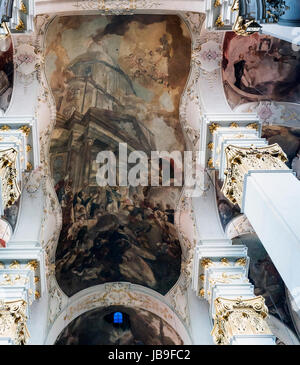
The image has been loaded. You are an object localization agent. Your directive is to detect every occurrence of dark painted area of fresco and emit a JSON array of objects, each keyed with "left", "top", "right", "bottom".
[
  {"left": 233, "top": 234, "right": 298, "bottom": 337},
  {"left": 55, "top": 305, "right": 183, "bottom": 345},
  {"left": 0, "top": 41, "right": 13, "bottom": 112},
  {"left": 223, "top": 32, "right": 300, "bottom": 109},
  {"left": 48, "top": 15, "right": 191, "bottom": 297}
]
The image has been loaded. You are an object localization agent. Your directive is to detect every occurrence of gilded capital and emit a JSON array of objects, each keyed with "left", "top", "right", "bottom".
[
  {"left": 221, "top": 143, "right": 288, "bottom": 207},
  {"left": 211, "top": 296, "right": 272, "bottom": 345},
  {"left": 0, "top": 299, "right": 29, "bottom": 345}
]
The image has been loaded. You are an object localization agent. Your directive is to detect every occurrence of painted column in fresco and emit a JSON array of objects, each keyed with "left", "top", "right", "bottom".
[{"left": 204, "top": 113, "right": 300, "bottom": 315}]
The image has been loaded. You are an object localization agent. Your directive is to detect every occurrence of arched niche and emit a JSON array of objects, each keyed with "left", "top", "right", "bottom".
[
  {"left": 55, "top": 305, "right": 184, "bottom": 345},
  {"left": 45, "top": 282, "right": 192, "bottom": 345}
]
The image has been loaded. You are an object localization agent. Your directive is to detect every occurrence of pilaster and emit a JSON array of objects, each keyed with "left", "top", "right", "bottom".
[{"left": 192, "top": 236, "right": 275, "bottom": 344}]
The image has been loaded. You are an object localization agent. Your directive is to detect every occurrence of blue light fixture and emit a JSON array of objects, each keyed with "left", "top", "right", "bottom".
[{"left": 113, "top": 312, "right": 123, "bottom": 324}]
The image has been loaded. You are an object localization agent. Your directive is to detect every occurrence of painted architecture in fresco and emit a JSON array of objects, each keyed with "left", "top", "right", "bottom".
[
  {"left": 223, "top": 32, "right": 300, "bottom": 109},
  {"left": 55, "top": 306, "right": 183, "bottom": 345},
  {"left": 46, "top": 15, "right": 191, "bottom": 296}
]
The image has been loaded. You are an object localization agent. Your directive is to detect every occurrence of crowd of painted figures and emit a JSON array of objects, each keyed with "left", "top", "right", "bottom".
[{"left": 55, "top": 178, "right": 181, "bottom": 296}]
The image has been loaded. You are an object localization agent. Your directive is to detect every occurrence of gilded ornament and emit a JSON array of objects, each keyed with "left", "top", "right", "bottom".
[
  {"left": 215, "top": 16, "right": 225, "bottom": 28},
  {"left": 231, "top": 0, "right": 261, "bottom": 36},
  {"left": 230, "top": 122, "right": 238, "bottom": 128},
  {"left": 20, "top": 1, "right": 27, "bottom": 14},
  {"left": 200, "top": 274, "right": 205, "bottom": 282},
  {"left": 0, "top": 125, "right": 10, "bottom": 131},
  {"left": 0, "top": 274, "right": 28, "bottom": 286},
  {"left": 26, "top": 162, "right": 33, "bottom": 171},
  {"left": 16, "top": 18, "right": 25, "bottom": 31},
  {"left": 247, "top": 123, "right": 259, "bottom": 131},
  {"left": 221, "top": 144, "right": 288, "bottom": 207},
  {"left": 231, "top": 0, "right": 239, "bottom": 12},
  {"left": 26, "top": 260, "right": 38, "bottom": 271},
  {"left": 214, "top": 0, "right": 221, "bottom": 7},
  {"left": 201, "top": 258, "right": 213, "bottom": 268},
  {"left": 207, "top": 158, "right": 214, "bottom": 169},
  {"left": 235, "top": 257, "right": 247, "bottom": 266},
  {"left": 19, "top": 125, "right": 31, "bottom": 136},
  {"left": 232, "top": 16, "right": 260, "bottom": 37},
  {"left": 220, "top": 258, "right": 229, "bottom": 266},
  {"left": 0, "top": 274, "right": 13, "bottom": 285},
  {"left": 9, "top": 260, "right": 20, "bottom": 269},
  {"left": 199, "top": 288, "right": 205, "bottom": 297},
  {"left": 35, "top": 291, "right": 41, "bottom": 300},
  {"left": 208, "top": 142, "right": 214, "bottom": 151},
  {"left": 222, "top": 273, "right": 242, "bottom": 280},
  {"left": 0, "top": 299, "right": 29, "bottom": 344},
  {"left": 26, "top": 144, "right": 32, "bottom": 152},
  {"left": 209, "top": 123, "right": 220, "bottom": 134},
  {"left": 211, "top": 296, "right": 272, "bottom": 345}
]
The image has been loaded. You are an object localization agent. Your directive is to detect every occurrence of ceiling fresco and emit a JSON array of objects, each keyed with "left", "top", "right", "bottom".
[
  {"left": 223, "top": 32, "right": 300, "bottom": 109},
  {"left": 55, "top": 305, "right": 183, "bottom": 345},
  {"left": 46, "top": 15, "right": 191, "bottom": 297}
]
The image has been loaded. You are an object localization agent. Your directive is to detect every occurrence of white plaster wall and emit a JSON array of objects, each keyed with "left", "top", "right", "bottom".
[{"left": 187, "top": 288, "right": 214, "bottom": 345}]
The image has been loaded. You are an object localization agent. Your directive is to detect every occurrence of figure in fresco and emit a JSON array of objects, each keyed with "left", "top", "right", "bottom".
[
  {"left": 223, "top": 32, "right": 300, "bottom": 108},
  {"left": 47, "top": 15, "right": 191, "bottom": 296},
  {"left": 234, "top": 54, "right": 252, "bottom": 89},
  {"left": 54, "top": 182, "right": 182, "bottom": 295}
]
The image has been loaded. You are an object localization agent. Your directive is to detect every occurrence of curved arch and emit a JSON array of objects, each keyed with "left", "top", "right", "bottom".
[{"left": 45, "top": 282, "right": 193, "bottom": 345}]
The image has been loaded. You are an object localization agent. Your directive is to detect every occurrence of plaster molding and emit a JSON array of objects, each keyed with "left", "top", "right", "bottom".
[{"left": 45, "top": 282, "right": 193, "bottom": 345}]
